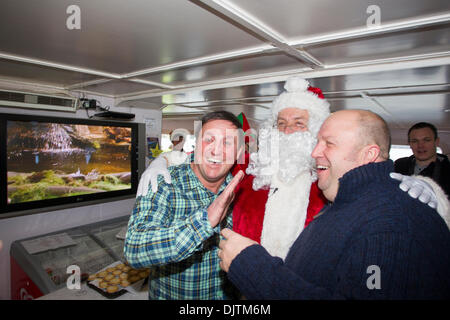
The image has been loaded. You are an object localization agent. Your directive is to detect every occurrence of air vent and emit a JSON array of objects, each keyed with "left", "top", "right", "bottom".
[{"left": 0, "top": 89, "right": 78, "bottom": 112}]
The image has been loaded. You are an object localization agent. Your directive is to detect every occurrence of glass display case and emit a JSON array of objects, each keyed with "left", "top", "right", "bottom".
[{"left": 10, "top": 216, "right": 129, "bottom": 300}]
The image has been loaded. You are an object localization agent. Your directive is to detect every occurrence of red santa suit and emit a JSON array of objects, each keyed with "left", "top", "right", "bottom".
[
  {"left": 230, "top": 78, "right": 330, "bottom": 259},
  {"left": 231, "top": 156, "right": 327, "bottom": 246}
]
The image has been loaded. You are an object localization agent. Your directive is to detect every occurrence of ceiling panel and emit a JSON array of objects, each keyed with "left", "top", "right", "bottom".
[
  {"left": 137, "top": 52, "right": 303, "bottom": 86},
  {"left": 140, "top": 65, "right": 449, "bottom": 107},
  {"left": 0, "top": 58, "right": 99, "bottom": 87},
  {"left": 375, "top": 94, "right": 450, "bottom": 127},
  {"left": 229, "top": 0, "right": 449, "bottom": 39},
  {"left": 80, "top": 80, "right": 159, "bottom": 96},
  {"left": 313, "top": 94, "right": 450, "bottom": 133},
  {"left": 0, "top": 0, "right": 264, "bottom": 74},
  {"left": 304, "top": 25, "right": 450, "bottom": 65},
  {"left": 309, "top": 65, "right": 450, "bottom": 92},
  {"left": 138, "top": 81, "right": 284, "bottom": 107}
]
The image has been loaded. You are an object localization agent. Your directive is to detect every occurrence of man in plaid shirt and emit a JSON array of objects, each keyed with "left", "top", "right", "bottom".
[{"left": 124, "top": 111, "right": 244, "bottom": 299}]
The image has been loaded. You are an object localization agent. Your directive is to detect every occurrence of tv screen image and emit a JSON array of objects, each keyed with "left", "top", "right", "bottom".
[
  {"left": 0, "top": 113, "right": 143, "bottom": 217},
  {"left": 7, "top": 121, "right": 132, "bottom": 204}
]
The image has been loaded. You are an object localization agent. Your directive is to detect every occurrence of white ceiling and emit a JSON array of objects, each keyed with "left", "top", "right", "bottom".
[{"left": 0, "top": 0, "right": 449, "bottom": 144}]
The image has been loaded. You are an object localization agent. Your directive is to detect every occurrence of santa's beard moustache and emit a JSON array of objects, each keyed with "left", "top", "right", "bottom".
[{"left": 247, "top": 128, "right": 317, "bottom": 191}]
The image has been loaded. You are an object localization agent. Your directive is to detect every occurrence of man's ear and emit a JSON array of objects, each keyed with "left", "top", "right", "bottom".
[{"left": 361, "top": 144, "right": 381, "bottom": 164}]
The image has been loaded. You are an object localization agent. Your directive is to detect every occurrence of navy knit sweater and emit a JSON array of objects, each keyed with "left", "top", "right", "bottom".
[{"left": 228, "top": 161, "right": 450, "bottom": 299}]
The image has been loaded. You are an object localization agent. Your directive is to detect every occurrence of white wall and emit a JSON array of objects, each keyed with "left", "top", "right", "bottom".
[{"left": 0, "top": 95, "right": 162, "bottom": 299}]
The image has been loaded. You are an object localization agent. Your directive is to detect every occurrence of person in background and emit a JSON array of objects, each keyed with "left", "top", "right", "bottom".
[
  {"left": 218, "top": 110, "right": 450, "bottom": 300},
  {"left": 394, "top": 122, "right": 449, "bottom": 199},
  {"left": 124, "top": 111, "right": 244, "bottom": 299}
]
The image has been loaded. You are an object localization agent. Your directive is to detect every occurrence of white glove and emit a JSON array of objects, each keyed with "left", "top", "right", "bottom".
[
  {"left": 390, "top": 172, "right": 438, "bottom": 209},
  {"left": 136, "top": 156, "right": 170, "bottom": 197}
]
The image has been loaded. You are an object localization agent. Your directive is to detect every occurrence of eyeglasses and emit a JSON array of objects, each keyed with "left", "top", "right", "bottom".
[{"left": 273, "top": 122, "right": 307, "bottom": 131}]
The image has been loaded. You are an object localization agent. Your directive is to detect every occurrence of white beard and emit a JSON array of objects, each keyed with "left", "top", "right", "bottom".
[
  {"left": 260, "top": 171, "right": 313, "bottom": 260},
  {"left": 247, "top": 124, "right": 317, "bottom": 190},
  {"left": 247, "top": 123, "right": 317, "bottom": 260}
]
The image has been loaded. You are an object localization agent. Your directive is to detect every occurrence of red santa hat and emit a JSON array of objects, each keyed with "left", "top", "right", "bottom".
[{"left": 271, "top": 76, "right": 330, "bottom": 136}]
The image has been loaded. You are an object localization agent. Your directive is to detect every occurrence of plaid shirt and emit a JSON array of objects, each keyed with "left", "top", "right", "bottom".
[{"left": 124, "top": 157, "right": 236, "bottom": 299}]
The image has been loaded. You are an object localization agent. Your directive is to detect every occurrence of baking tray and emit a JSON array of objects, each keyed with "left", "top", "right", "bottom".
[{"left": 86, "top": 261, "right": 149, "bottom": 299}]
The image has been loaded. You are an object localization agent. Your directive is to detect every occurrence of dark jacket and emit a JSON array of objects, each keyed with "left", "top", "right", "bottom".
[
  {"left": 394, "top": 153, "right": 450, "bottom": 198},
  {"left": 228, "top": 161, "right": 450, "bottom": 299}
]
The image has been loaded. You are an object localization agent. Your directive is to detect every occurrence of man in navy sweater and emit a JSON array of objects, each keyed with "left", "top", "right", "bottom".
[{"left": 218, "top": 110, "right": 450, "bottom": 299}]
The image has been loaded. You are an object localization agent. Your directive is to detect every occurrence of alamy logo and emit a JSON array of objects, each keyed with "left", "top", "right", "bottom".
[
  {"left": 366, "top": 265, "right": 381, "bottom": 290},
  {"left": 66, "top": 5, "right": 81, "bottom": 30},
  {"left": 366, "top": 5, "right": 381, "bottom": 28},
  {"left": 66, "top": 265, "right": 81, "bottom": 290}
]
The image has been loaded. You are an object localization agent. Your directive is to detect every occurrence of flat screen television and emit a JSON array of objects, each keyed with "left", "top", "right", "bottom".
[{"left": 0, "top": 113, "right": 145, "bottom": 218}]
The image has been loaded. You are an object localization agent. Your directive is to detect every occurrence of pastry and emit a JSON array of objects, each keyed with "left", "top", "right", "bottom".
[
  {"left": 129, "top": 269, "right": 138, "bottom": 276},
  {"left": 104, "top": 274, "right": 114, "bottom": 281},
  {"left": 106, "top": 285, "right": 119, "bottom": 293},
  {"left": 128, "top": 275, "right": 140, "bottom": 283},
  {"left": 116, "top": 263, "right": 125, "bottom": 270},
  {"left": 119, "top": 273, "right": 128, "bottom": 280},
  {"left": 97, "top": 271, "right": 108, "bottom": 278}
]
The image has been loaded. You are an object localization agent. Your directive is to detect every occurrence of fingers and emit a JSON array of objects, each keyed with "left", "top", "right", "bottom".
[
  {"left": 150, "top": 176, "right": 158, "bottom": 193},
  {"left": 407, "top": 185, "right": 423, "bottom": 199},
  {"left": 219, "top": 258, "right": 226, "bottom": 272},
  {"left": 228, "top": 192, "right": 235, "bottom": 205},
  {"left": 217, "top": 229, "right": 257, "bottom": 273},
  {"left": 148, "top": 171, "right": 171, "bottom": 194},
  {"left": 162, "top": 171, "right": 172, "bottom": 184},
  {"left": 218, "top": 171, "right": 243, "bottom": 207},
  {"left": 207, "top": 172, "right": 244, "bottom": 228},
  {"left": 215, "top": 189, "right": 234, "bottom": 208},
  {"left": 399, "top": 182, "right": 410, "bottom": 192},
  {"left": 136, "top": 181, "right": 143, "bottom": 198},
  {"left": 220, "top": 228, "right": 233, "bottom": 240},
  {"left": 218, "top": 238, "right": 228, "bottom": 272},
  {"left": 226, "top": 170, "right": 244, "bottom": 194},
  {"left": 428, "top": 200, "right": 437, "bottom": 209},
  {"left": 418, "top": 191, "right": 432, "bottom": 204},
  {"left": 217, "top": 171, "right": 243, "bottom": 206},
  {"left": 389, "top": 172, "right": 404, "bottom": 181}
]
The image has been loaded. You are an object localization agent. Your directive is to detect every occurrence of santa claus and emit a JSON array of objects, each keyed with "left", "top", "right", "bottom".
[{"left": 230, "top": 77, "right": 329, "bottom": 259}]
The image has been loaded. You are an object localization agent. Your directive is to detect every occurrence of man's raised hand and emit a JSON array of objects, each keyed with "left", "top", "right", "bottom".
[{"left": 207, "top": 170, "right": 244, "bottom": 228}]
